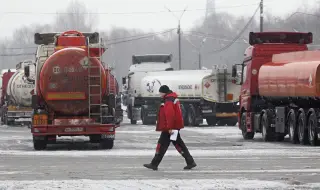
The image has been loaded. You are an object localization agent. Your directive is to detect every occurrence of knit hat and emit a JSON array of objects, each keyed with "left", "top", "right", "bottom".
[{"left": 159, "top": 85, "right": 170, "bottom": 93}]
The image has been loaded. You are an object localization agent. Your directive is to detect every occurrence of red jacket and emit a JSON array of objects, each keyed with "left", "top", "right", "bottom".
[{"left": 156, "top": 92, "right": 184, "bottom": 131}]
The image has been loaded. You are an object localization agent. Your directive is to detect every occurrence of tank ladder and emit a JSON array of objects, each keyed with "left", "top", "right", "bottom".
[
  {"left": 87, "top": 36, "right": 104, "bottom": 124},
  {"left": 216, "top": 65, "right": 228, "bottom": 102}
]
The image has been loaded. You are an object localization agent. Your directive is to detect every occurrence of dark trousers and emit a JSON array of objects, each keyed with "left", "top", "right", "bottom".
[{"left": 151, "top": 131, "right": 194, "bottom": 166}]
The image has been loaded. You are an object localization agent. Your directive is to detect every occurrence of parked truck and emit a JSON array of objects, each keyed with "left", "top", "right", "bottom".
[
  {"left": 139, "top": 67, "right": 240, "bottom": 126},
  {"left": 122, "top": 54, "right": 173, "bottom": 124},
  {"left": 2, "top": 61, "right": 35, "bottom": 126},
  {"left": 232, "top": 31, "right": 320, "bottom": 146},
  {"left": 0, "top": 69, "right": 17, "bottom": 125},
  {"left": 23, "top": 30, "right": 119, "bottom": 150}
]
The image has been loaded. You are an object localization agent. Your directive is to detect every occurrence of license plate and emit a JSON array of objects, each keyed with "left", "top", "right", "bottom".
[
  {"left": 102, "top": 134, "right": 115, "bottom": 139},
  {"left": 64, "top": 127, "right": 84, "bottom": 132}
]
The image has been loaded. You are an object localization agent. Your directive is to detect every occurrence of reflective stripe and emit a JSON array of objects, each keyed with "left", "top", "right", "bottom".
[
  {"left": 174, "top": 98, "right": 179, "bottom": 104},
  {"left": 161, "top": 103, "right": 165, "bottom": 106}
]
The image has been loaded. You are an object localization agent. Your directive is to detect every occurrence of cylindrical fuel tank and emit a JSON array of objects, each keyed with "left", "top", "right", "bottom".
[
  {"left": 105, "top": 69, "right": 119, "bottom": 95},
  {"left": 258, "top": 60, "right": 320, "bottom": 97},
  {"left": 6, "top": 70, "right": 35, "bottom": 106},
  {"left": 39, "top": 47, "right": 107, "bottom": 115}
]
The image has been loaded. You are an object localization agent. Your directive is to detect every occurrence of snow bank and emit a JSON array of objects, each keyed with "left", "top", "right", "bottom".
[
  {"left": 0, "top": 179, "right": 319, "bottom": 190},
  {"left": 0, "top": 148, "right": 319, "bottom": 157}
]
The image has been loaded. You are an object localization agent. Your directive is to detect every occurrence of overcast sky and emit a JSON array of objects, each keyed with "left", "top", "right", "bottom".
[{"left": 0, "top": 0, "right": 315, "bottom": 39}]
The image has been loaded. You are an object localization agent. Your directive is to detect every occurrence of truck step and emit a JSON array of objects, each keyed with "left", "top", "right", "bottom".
[
  {"left": 89, "top": 75, "right": 101, "bottom": 78},
  {"left": 89, "top": 85, "right": 101, "bottom": 87},
  {"left": 89, "top": 94, "right": 101, "bottom": 96}
]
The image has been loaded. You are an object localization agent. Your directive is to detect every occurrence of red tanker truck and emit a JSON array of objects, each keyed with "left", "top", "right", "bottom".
[
  {"left": 24, "top": 30, "right": 119, "bottom": 150},
  {"left": 232, "top": 32, "right": 320, "bottom": 146},
  {"left": 1, "top": 69, "right": 16, "bottom": 124}
]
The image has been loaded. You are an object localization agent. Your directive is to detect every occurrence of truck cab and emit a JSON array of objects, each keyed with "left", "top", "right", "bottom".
[{"left": 122, "top": 54, "right": 173, "bottom": 124}]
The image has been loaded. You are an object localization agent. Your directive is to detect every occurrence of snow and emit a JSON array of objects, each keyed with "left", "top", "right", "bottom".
[
  {"left": 0, "top": 148, "right": 319, "bottom": 157},
  {"left": 0, "top": 179, "right": 319, "bottom": 190}
]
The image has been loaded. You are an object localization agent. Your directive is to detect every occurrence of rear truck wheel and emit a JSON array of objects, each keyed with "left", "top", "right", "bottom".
[
  {"left": 206, "top": 117, "right": 216, "bottom": 126},
  {"left": 297, "top": 110, "right": 309, "bottom": 145},
  {"left": 307, "top": 110, "right": 319, "bottom": 146},
  {"left": 100, "top": 139, "right": 114, "bottom": 149},
  {"left": 130, "top": 119, "right": 137, "bottom": 124},
  {"left": 89, "top": 135, "right": 101, "bottom": 143},
  {"left": 261, "top": 112, "right": 274, "bottom": 142},
  {"left": 188, "top": 105, "right": 199, "bottom": 126},
  {"left": 241, "top": 112, "right": 254, "bottom": 140},
  {"left": 33, "top": 136, "right": 47, "bottom": 150},
  {"left": 288, "top": 110, "right": 299, "bottom": 144}
]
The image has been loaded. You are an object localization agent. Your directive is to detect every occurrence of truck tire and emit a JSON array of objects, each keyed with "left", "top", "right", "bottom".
[
  {"left": 206, "top": 117, "right": 216, "bottom": 126},
  {"left": 261, "top": 112, "right": 274, "bottom": 142},
  {"left": 187, "top": 106, "right": 198, "bottom": 126},
  {"left": 240, "top": 113, "right": 254, "bottom": 140},
  {"left": 297, "top": 111, "right": 309, "bottom": 145},
  {"left": 100, "top": 139, "right": 114, "bottom": 149},
  {"left": 33, "top": 137, "right": 47, "bottom": 150},
  {"left": 130, "top": 119, "right": 137, "bottom": 124},
  {"left": 89, "top": 135, "right": 101, "bottom": 143},
  {"left": 288, "top": 111, "right": 299, "bottom": 144},
  {"left": 307, "top": 111, "right": 318, "bottom": 146}
]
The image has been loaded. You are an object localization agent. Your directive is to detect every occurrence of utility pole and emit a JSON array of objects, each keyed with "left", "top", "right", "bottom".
[
  {"left": 165, "top": 6, "right": 187, "bottom": 70},
  {"left": 198, "top": 53, "right": 201, "bottom": 69},
  {"left": 260, "top": 0, "right": 264, "bottom": 32},
  {"left": 178, "top": 22, "right": 182, "bottom": 70}
]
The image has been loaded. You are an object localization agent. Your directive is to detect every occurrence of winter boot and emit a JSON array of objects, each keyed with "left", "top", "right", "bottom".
[
  {"left": 143, "top": 163, "right": 158, "bottom": 171},
  {"left": 184, "top": 157, "right": 197, "bottom": 170}
]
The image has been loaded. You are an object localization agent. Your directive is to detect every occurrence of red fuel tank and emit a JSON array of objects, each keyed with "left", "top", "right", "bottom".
[
  {"left": 258, "top": 51, "right": 320, "bottom": 97},
  {"left": 105, "top": 69, "right": 119, "bottom": 95},
  {"left": 39, "top": 47, "right": 107, "bottom": 115}
]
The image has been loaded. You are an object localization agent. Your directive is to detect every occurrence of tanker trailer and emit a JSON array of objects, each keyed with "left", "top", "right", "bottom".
[
  {"left": 1, "top": 69, "right": 17, "bottom": 125},
  {"left": 4, "top": 61, "right": 34, "bottom": 126},
  {"left": 23, "top": 30, "right": 118, "bottom": 150},
  {"left": 105, "top": 68, "right": 123, "bottom": 124},
  {"left": 232, "top": 31, "right": 320, "bottom": 146},
  {"left": 140, "top": 67, "right": 240, "bottom": 126}
]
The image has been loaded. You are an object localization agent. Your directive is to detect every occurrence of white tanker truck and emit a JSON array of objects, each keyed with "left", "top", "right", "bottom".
[
  {"left": 122, "top": 54, "right": 240, "bottom": 126},
  {"left": 2, "top": 60, "right": 35, "bottom": 126}
]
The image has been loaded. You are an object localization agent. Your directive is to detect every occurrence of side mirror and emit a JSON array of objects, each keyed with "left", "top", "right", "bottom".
[
  {"left": 122, "top": 77, "right": 126, "bottom": 85},
  {"left": 232, "top": 65, "right": 237, "bottom": 78},
  {"left": 24, "top": 66, "right": 30, "bottom": 78}
]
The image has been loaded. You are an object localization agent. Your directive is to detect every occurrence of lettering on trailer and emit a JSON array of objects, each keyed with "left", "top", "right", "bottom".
[
  {"left": 178, "top": 85, "right": 192, "bottom": 90},
  {"left": 53, "top": 66, "right": 61, "bottom": 74},
  {"left": 16, "top": 84, "right": 35, "bottom": 88},
  {"left": 63, "top": 67, "right": 83, "bottom": 73}
]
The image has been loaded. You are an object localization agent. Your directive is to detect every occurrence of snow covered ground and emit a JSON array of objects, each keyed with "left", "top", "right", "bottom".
[
  {"left": 1, "top": 179, "right": 320, "bottom": 190},
  {"left": 0, "top": 122, "right": 320, "bottom": 190}
]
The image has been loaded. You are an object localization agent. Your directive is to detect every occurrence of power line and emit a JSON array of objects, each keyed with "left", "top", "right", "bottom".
[
  {"left": 203, "top": 4, "right": 260, "bottom": 56},
  {"left": 0, "top": 4, "right": 259, "bottom": 16},
  {"left": 105, "top": 29, "right": 175, "bottom": 45},
  {"left": 0, "top": 53, "right": 35, "bottom": 56}
]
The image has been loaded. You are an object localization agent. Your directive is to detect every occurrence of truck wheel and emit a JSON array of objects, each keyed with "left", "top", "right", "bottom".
[
  {"left": 33, "top": 137, "right": 47, "bottom": 151},
  {"left": 206, "top": 117, "right": 216, "bottom": 126},
  {"left": 261, "top": 112, "right": 274, "bottom": 142},
  {"left": 100, "top": 139, "right": 114, "bottom": 149},
  {"left": 308, "top": 111, "right": 319, "bottom": 146},
  {"left": 89, "top": 135, "right": 101, "bottom": 143},
  {"left": 288, "top": 111, "right": 299, "bottom": 144},
  {"left": 187, "top": 106, "right": 197, "bottom": 126},
  {"left": 298, "top": 111, "right": 309, "bottom": 145},
  {"left": 130, "top": 119, "right": 137, "bottom": 124},
  {"left": 240, "top": 113, "right": 254, "bottom": 140}
]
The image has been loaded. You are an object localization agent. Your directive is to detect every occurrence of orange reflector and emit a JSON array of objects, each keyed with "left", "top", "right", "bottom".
[
  {"left": 226, "top": 93, "right": 234, "bottom": 101},
  {"left": 46, "top": 92, "right": 86, "bottom": 100},
  {"left": 33, "top": 114, "right": 48, "bottom": 125}
]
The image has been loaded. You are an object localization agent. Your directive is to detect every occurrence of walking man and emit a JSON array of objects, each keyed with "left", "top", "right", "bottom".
[{"left": 143, "top": 85, "right": 197, "bottom": 170}]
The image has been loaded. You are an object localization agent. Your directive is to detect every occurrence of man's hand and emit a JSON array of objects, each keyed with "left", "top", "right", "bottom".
[{"left": 168, "top": 129, "right": 173, "bottom": 134}]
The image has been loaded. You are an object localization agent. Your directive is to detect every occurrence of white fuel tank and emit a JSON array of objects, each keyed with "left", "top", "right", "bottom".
[{"left": 6, "top": 63, "right": 35, "bottom": 107}]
